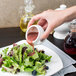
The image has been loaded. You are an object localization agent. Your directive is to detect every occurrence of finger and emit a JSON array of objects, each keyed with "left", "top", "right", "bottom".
[
  {"left": 43, "top": 22, "right": 48, "bottom": 30},
  {"left": 28, "top": 14, "right": 42, "bottom": 28},
  {"left": 40, "top": 24, "right": 54, "bottom": 40},
  {"left": 37, "top": 19, "right": 46, "bottom": 26}
]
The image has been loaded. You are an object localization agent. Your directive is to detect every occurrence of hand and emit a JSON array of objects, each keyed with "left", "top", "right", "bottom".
[
  {"left": 28, "top": 6, "right": 76, "bottom": 40},
  {"left": 28, "top": 10, "right": 65, "bottom": 40}
]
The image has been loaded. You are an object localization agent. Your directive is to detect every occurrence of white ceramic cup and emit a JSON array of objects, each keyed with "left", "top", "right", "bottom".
[{"left": 26, "top": 25, "right": 44, "bottom": 45}]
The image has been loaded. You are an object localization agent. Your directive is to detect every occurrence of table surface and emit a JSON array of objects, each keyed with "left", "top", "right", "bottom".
[{"left": 0, "top": 27, "right": 76, "bottom": 76}]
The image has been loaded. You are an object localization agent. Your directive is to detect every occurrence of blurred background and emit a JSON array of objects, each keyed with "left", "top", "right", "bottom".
[{"left": 0, "top": 0, "right": 76, "bottom": 28}]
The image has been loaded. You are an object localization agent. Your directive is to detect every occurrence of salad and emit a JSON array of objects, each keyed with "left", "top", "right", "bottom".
[{"left": 0, "top": 43, "right": 52, "bottom": 76}]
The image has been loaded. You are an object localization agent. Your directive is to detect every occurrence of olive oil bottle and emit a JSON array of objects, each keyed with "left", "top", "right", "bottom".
[{"left": 19, "top": 0, "right": 35, "bottom": 32}]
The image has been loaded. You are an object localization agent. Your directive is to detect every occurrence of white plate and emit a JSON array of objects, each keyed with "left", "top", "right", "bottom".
[{"left": 0, "top": 40, "right": 63, "bottom": 76}]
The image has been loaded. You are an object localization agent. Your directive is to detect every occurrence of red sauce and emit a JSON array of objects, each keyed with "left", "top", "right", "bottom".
[
  {"left": 27, "top": 32, "right": 38, "bottom": 41},
  {"left": 26, "top": 32, "right": 38, "bottom": 56},
  {"left": 26, "top": 39, "right": 34, "bottom": 52},
  {"left": 64, "top": 32, "right": 76, "bottom": 55}
]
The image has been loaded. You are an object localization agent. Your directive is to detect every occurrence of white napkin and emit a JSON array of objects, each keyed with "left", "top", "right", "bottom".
[
  {"left": 59, "top": 65, "right": 76, "bottom": 76},
  {"left": 53, "top": 65, "right": 76, "bottom": 76},
  {"left": 42, "top": 39, "right": 76, "bottom": 76},
  {"left": 42, "top": 40, "right": 76, "bottom": 68}
]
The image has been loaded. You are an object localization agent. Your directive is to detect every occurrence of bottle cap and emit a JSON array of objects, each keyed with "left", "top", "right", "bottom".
[
  {"left": 60, "top": 4, "right": 67, "bottom": 9},
  {"left": 69, "top": 19, "right": 76, "bottom": 32},
  {"left": 24, "top": 0, "right": 35, "bottom": 13},
  {"left": 56, "top": 4, "right": 67, "bottom": 10}
]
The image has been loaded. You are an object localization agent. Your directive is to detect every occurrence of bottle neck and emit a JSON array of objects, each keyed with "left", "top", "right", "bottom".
[
  {"left": 25, "top": 11, "right": 32, "bottom": 15},
  {"left": 70, "top": 24, "right": 76, "bottom": 33}
]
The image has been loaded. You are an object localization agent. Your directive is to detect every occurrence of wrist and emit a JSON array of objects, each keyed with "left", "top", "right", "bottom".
[{"left": 63, "top": 6, "right": 76, "bottom": 22}]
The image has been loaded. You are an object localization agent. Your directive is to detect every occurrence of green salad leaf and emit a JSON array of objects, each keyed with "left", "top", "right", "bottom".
[
  {"left": 32, "top": 51, "right": 39, "bottom": 60},
  {"left": 24, "top": 57, "right": 33, "bottom": 66},
  {"left": 2, "top": 48, "right": 9, "bottom": 57},
  {"left": 0, "top": 43, "right": 52, "bottom": 76}
]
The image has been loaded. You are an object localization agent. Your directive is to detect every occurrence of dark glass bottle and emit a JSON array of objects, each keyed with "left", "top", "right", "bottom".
[{"left": 64, "top": 23, "right": 76, "bottom": 55}]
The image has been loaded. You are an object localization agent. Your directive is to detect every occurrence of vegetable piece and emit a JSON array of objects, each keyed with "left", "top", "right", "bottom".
[
  {"left": 13, "top": 43, "right": 17, "bottom": 47},
  {"left": 26, "top": 45, "right": 33, "bottom": 54},
  {"left": 28, "top": 52, "right": 35, "bottom": 56},
  {"left": 20, "top": 65, "right": 25, "bottom": 72},
  {"left": 34, "top": 65, "right": 46, "bottom": 75},
  {"left": 1, "top": 67, "right": 7, "bottom": 72},
  {"left": 13, "top": 48, "right": 19, "bottom": 62},
  {"left": 24, "top": 67, "right": 33, "bottom": 72},
  {"left": 0, "top": 57, "right": 4, "bottom": 67},
  {"left": 32, "top": 51, "right": 39, "bottom": 60},
  {"left": 35, "top": 61, "right": 42, "bottom": 67},
  {"left": 0, "top": 54, "right": 2, "bottom": 58},
  {"left": 38, "top": 52, "right": 52, "bottom": 61},
  {"left": 23, "top": 52, "right": 27, "bottom": 60},
  {"left": 19, "top": 45, "right": 23, "bottom": 64},
  {"left": 8, "top": 51, "right": 13, "bottom": 56},
  {"left": 46, "top": 56, "right": 52, "bottom": 62},
  {"left": 2, "top": 48, "right": 9, "bottom": 57},
  {"left": 22, "top": 47, "right": 27, "bottom": 55},
  {"left": 24, "top": 57, "right": 33, "bottom": 66}
]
